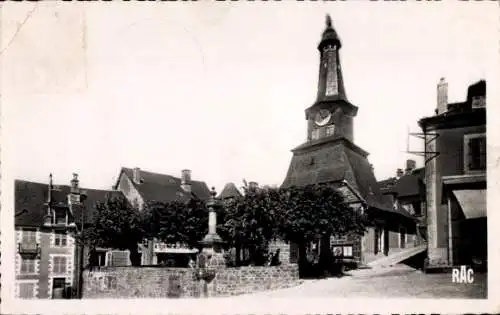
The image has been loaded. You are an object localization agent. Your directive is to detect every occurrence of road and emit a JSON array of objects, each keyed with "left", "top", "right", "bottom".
[{"left": 239, "top": 264, "right": 487, "bottom": 299}]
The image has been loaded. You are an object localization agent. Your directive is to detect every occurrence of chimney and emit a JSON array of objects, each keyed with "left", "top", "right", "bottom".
[
  {"left": 70, "top": 173, "right": 79, "bottom": 193},
  {"left": 248, "top": 181, "right": 259, "bottom": 192},
  {"left": 133, "top": 167, "right": 141, "bottom": 184},
  {"left": 437, "top": 77, "right": 448, "bottom": 115},
  {"left": 405, "top": 159, "right": 416, "bottom": 174},
  {"left": 396, "top": 168, "right": 404, "bottom": 178},
  {"left": 181, "top": 169, "right": 192, "bottom": 193}
]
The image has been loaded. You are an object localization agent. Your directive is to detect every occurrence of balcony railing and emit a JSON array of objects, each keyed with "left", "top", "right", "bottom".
[{"left": 18, "top": 242, "right": 41, "bottom": 257}]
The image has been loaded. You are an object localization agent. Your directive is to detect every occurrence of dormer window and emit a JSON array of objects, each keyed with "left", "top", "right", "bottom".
[
  {"left": 471, "top": 96, "right": 486, "bottom": 109},
  {"left": 54, "top": 208, "right": 67, "bottom": 225},
  {"left": 68, "top": 194, "right": 80, "bottom": 205}
]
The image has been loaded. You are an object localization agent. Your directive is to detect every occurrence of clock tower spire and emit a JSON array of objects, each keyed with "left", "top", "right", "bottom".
[
  {"left": 316, "top": 15, "right": 348, "bottom": 103},
  {"left": 305, "top": 15, "right": 358, "bottom": 143}
]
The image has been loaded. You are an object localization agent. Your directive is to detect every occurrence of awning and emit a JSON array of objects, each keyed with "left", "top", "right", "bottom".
[
  {"left": 452, "top": 189, "right": 486, "bottom": 219},
  {"left": 154, "top": 248, "right": 199, "bottom": 254}
]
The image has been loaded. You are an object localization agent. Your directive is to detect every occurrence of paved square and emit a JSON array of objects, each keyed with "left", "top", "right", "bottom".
[{"left": 240, "top": 264, "right": 487, "bottom": 299}]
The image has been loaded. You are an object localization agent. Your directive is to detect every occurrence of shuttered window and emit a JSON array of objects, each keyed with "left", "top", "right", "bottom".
[
  {"left": 20, "top": 258, "right": 36, "bottom": 274},
  {"left": 326, "top": 125, "right": 335, "bottom": 136},
  {"left": 53, "top": 256, "right": 67, "bottom": 273},
  {"left": 54, "top": 233, "right": 67, "bottom": 247},
  {"left": 22, "top": 229, "right": 37, "bottom": 244},
  {"left": 465, "top": 134, "right": 486, "bottom": 172},
  {"left": 19, "top": 283, "right": 35, "bottom": 299}
]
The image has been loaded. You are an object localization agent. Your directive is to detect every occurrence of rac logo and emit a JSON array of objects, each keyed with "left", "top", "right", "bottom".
[{"left": 452, "top": 265, "right": 474, "bottom": 284}]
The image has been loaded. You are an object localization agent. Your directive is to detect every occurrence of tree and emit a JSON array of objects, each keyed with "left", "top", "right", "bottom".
[
  {"left": 276, "top": 183, "right": 368, "bottom": 276},
  {"left": 81, "top": 196, "right": 145, "bottom": 266},
  {"left": 222, "top": 184, "right": 283, "bottom": 266},
  {"left": 143, "top": 198, "right": 208, "bottom": 250}
]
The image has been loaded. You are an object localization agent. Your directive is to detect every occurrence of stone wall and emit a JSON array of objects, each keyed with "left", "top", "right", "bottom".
[
  {"left": 82, "top": 264, "right": 300, "bottom": 299},
  {"left": 268, "top": 240, "right": 291, "bottom": 264}
]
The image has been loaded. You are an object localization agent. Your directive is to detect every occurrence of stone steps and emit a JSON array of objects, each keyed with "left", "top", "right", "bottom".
[{"left": 367, "top": 244, "right": 427, "bottom": 268}]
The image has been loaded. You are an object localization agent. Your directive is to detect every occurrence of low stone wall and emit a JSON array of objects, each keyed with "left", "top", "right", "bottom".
[
  {"left": 82, "top": 264, "right": 300, "bottom": 299},
  {"left": 210, "top": 264, "right": 299, "bottom": 297}
]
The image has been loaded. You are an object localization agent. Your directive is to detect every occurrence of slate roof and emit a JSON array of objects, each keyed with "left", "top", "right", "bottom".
[
  {"left": 117, "top": 167, "right": 212, "bottom": 203},
  {"left": 378, "top": 168, "right": 424, "bottom": 199},
  {"left": 15, "top": 179, "right": 124, "bottom": 228},
  {"left": 420, "top": 80, "right": 486, "bottom": 128},
  {"left": 218, "top": 182, "right": 242, "bottom": 199},
  {"left": 281, "top": 138, "right": 395, "bottom": 214}
]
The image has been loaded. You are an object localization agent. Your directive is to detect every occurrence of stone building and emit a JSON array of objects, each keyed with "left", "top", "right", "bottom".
[
  {"left": 418, "top": 79, "right": 486, "bottom": 271},
  {"left": 14, "top": 174, "right": 124, "bottom": 299},
  {"left": 114, "top": 167, "right": 212, "bottom": 266},
  {"left": 281, "top": 15, "right": 418, "bottom": 266},
  {"left": 376, "top": 160, "right": 427, "bottom": 263}
]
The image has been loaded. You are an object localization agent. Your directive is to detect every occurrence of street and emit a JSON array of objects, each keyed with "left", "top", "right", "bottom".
[{"left": 239, "top": 264, "right": 487, "bottom": 299}]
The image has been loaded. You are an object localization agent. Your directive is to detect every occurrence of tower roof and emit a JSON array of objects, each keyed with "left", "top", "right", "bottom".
[
  {"left": 318, "top": 14, "right": 341, "bottom": 50},
  {"left": 218, "top": 182, "right": 242, "bottom": 199}
]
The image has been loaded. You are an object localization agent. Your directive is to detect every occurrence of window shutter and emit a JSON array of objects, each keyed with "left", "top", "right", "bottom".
[
  {"left": 479, "top": 137, "right": 487, "bottom": 170},
  {"left": 467, "top": 137, "right": 486, "bottom": 171},
  {"left": 467, "top": 138, "right": 474, "bottom": 170}
]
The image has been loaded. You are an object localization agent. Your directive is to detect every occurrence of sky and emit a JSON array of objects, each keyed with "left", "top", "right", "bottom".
[{"left": 1, "top": 1, "right": 498, "bottom": 193}]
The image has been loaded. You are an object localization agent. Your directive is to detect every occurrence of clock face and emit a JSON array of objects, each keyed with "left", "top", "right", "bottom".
[{"left": 314, "top": 109, "right": 331, "bottom": 126}]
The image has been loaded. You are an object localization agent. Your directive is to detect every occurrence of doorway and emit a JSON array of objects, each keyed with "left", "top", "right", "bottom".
[
  {"left": 399, "top": 227, "right": 406, "bottom": 249},
  {"left": 52, "top": 278, "right": 66, "bottom": 299}
]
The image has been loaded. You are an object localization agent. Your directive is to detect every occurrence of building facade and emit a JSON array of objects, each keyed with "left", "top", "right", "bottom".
[
  {"left": 14, "top": 174, "right": 125, "bottom": 299},
  {"left": 114, "top": 167, "right": 212, "bottom": 266},
  {"left": 419, "top": 79, "right": 487, "bottom": 271},
  {"left": 373, "top": 160, "right": 426, "bottom": 264},
  {"left": 281, "top": 15, "right": 417, "bottom": 266}
]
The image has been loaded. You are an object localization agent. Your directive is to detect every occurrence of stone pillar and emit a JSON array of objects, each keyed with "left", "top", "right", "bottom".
[{"left": 199, "top": 188, "right": 226, "bottom": 263}]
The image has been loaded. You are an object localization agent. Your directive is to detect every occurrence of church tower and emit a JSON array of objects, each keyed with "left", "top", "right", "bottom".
[
  {"left": 282, "top": 15, "right": 385, "bottom": 210},
  {"left": 307, "top": 14, "right": 357, "bottom": 144}
]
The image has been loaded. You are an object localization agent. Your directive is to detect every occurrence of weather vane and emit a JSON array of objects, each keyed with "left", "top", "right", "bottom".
[{"left": 326, "top": 14, "right": 332, "bottom": 28}]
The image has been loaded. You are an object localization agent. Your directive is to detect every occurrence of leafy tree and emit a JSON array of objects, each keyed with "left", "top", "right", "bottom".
[
  {"left": 143, "top": 198, "right": 208, "bottom": 250},
  {"left": 276, "top": 183, "right": 368, "bottom": 275},
  {"left": 222, "top": 183, "right": 283, "bottom": 266},
  {"left": 222, "top": 182, "right": 368, "bottom": 273},
  {"left": 81, "top": 196, "right": 145, "bottom": 266}
]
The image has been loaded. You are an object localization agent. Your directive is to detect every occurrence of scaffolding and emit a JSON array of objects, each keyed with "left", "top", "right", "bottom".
[{"left": 406, "top": 126, "right": 440, "bottom": 245}]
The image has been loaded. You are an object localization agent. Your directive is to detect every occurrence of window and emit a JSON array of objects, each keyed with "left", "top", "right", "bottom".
[
  {"left": 22, "top": 229, "right": 37, "bottom": 244},
  {"left": 343, "top": 246, "right": 353, "bottom": 257},
  {"left": 54, "top": 233, "right": 67, "bottom": 247},
  {"left": 464, "top": 134, "right": 486, "bottom": 172},
  {"left": 19, "top": 283, "right": 35, "bottom": 299},
  {"left": 471, "top": 96, "right": 486, "bottom": 109},
  {"left": 311, "top": 129, "right": 320, "bottom": 140},
  {"left": 52, "top": 256, "right": 67, "bottom": 274},
  {"left": 413, "top": 202, "right": 422, "bottom": 216},
  {"left": 54, "top": 209, "right": 67, "bottom": 225},
  {"left": 326, "top": 125, "right": 335, "bottom": 136},
  {"left": 20, "top": 258, "right": 36, "bottom": 274}
]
